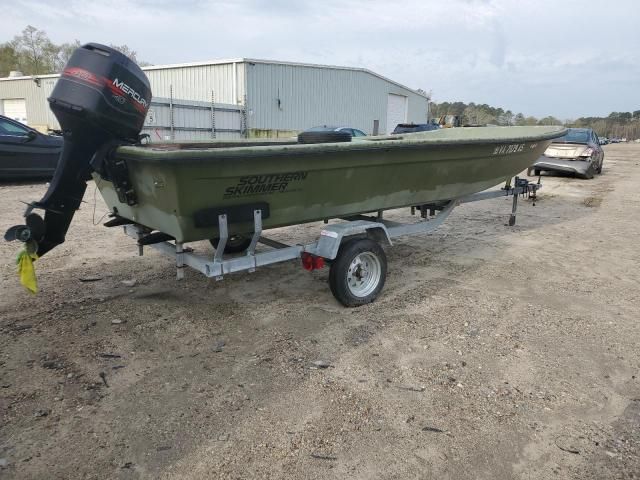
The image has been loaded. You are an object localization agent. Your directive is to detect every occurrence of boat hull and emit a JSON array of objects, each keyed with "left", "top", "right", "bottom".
[{"left": 95, "top": 126, "right": 565, "bottom": 242}]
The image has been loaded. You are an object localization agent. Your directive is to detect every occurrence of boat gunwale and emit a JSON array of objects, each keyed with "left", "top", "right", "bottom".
[{"left": 116, "top": 126, "right": 567, "bottom": 164}]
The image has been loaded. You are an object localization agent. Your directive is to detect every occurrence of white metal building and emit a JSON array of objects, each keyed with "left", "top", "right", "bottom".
[{"left": 0, "top": 58, "right": 428, "bottom": 138}]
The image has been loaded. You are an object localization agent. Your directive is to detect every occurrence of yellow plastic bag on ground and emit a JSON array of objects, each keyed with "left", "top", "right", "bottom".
[{"left": 16, "top": 249, "right": 38, "bottom": 294}]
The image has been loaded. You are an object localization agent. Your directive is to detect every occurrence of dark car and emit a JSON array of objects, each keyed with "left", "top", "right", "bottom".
[
  {"left": 297, "top": 125, "right": 367, "bottom": 144},
  {"left": 305, "top": 125, "right": 367, "bottom": 136},
  {"left": 391, "top": 123, "right": 439, "bottom": 134},
  {"left": 0, "top": 115, "right": 63, "bottom": 180},
  {"left": 529, "top": 128, "right": 604, "bottom": 179}
]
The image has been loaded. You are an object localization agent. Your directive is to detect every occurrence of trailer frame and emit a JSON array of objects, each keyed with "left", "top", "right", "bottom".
[{"left": 122, "top": 176, "right": 541, "bottom": 305}]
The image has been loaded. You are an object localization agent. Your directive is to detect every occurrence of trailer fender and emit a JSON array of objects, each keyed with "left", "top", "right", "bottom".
[
  {"left": 315, "top": 221, "right": 392, "bottom": 260},
  {"left": 364, "top": 226, "right": 392, "bottom": 246}
]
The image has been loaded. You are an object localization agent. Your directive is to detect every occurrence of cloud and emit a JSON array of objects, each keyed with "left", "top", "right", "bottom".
[
  {"left": 3, "top": 0, "right": 639, "bottom": 118},
  {"left": 489, "top": 20, "right": 506, "bottom": 67}
]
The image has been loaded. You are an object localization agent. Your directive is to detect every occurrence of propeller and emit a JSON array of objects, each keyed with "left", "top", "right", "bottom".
[{"left": 4, "top": 212, "right": 46, "bottom": 244}]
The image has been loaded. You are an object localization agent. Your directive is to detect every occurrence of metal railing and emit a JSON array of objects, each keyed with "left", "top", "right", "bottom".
[{"left": 142, "top": 90, "right": 246, "bottom": 142}]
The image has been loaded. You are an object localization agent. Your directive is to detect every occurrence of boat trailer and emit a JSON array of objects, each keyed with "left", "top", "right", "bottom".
[{"left": 121, "top": 177, "right": 541, "bottom": 307}]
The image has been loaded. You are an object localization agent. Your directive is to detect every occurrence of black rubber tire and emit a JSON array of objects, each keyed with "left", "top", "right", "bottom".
[
  {"left": 329, "top": 238, "right": 387, "bottom": 307},
  {"left": 582, "top": 162, "right": 596, "bottom": 179},
  {"left": 209, "top": 235, "right": 253, "bottom": 253},
  {"left": 297, "top": 130, "right": 352, "bottom": 144},
  {"left": 596, "top": 161, "right": 603, "bottom": 174}
]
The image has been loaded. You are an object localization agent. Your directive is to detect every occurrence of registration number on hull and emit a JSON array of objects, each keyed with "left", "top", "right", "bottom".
[{"left": 492, "top": 143, "right": 526, "bottom": 155}]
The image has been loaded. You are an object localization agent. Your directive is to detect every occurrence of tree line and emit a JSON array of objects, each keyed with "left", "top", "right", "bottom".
[
  {"left": 0, "top": 25, "right": 150, "bottom": 77},
  {"left": 571, "top": 112, "right": 640, "bottom": 140},
  {"left": 430, "top": 101, "right": 640, "bottom": 140}
]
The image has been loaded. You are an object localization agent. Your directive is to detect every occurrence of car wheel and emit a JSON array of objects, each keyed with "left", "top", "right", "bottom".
[
  {"left": 579, "top": 167, "right": 595, "bottom": 180},
  {"left": 596, "top": 161, "right": 603, "bottom": 174},
  {"left": 298, "top": 131, "right": 352, "bottom": 144}
]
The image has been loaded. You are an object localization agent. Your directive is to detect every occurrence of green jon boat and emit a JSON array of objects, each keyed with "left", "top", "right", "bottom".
[{"left": 96, "top": 126, "right": 565, "bottom": 244}]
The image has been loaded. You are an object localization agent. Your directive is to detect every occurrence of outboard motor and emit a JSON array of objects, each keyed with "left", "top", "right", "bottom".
[{"left": 4, "top": 43, "right": 151, "bottom": 257}]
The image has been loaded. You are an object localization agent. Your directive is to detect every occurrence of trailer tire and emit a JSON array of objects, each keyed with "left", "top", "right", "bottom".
[
  {"left": 297, "top": 130, "right": 352, "bottom": 144},
  {"left": 329, "top": 238, "right": 387, "bottom": 307},
  {"left": 210, "top": 235, "right": 253, "bottom": 253}
]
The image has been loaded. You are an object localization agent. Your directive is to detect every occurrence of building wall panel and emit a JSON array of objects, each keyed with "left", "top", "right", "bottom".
[
  {"left": 246, "top": 63, "right": 427, "bottom": 135},
  {"left": 0, "top": 77, "right": 57, "bottom": 130},
  {"left": 145, "top": 62, "right": 245, "bottom": 106}
]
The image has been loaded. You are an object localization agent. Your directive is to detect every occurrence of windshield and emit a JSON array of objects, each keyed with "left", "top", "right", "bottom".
[
  {"left": 0, "top": 118, "right": 30, "bottom": 136},
  {"left": 554, "top": 129, "right": 590, "bottom": 144}
]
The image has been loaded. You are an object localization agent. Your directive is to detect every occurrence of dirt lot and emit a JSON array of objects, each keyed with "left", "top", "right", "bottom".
[{"left": 1, "top": 143, "right": 639, "bottom": 479}]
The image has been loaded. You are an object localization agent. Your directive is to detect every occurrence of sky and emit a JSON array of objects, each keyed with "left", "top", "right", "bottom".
[{"left": 4, "top": 0, "right": 639, "bottom": 119}]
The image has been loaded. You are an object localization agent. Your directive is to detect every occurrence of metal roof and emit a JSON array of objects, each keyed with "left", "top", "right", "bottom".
[
  {"left": 1, "top": 58, "right": 428, "bottom": 98},
  {"left": 144, "top": 58, "right": 428, "bottom": 98}
]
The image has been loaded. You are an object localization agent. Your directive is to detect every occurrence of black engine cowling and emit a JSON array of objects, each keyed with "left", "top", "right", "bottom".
[
  {"left": 5, "top": 43, "right": 151, "bottom": 257},
  {"left": 50, "top": 43, "right": 151, "bottom": 141}
]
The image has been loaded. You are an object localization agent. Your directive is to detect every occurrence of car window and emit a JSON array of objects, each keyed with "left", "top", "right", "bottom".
[
  {"left": 0, "top": 118, "right": 29, "bottom": 136},
  {"left": 352, "top": 129, "right": 366, "bottom": 137},
  {"left": 554, "top": 129, "right": 590, "bottom": 144}
]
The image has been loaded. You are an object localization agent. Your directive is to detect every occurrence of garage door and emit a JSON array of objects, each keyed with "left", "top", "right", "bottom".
[
  {"left": 386, "top": 94, "right": 407, "bottom": 134},
  {"left": 3, "top": 98, "right": 27, "bottom": 125}
]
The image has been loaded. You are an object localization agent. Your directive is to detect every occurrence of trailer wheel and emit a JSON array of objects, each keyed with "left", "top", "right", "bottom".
[
  {"left": 329, "top": 238, "right": 387, "bottom": 307},
  {"left": 210, "top": 235, "right": 252, "bottom": 253}
]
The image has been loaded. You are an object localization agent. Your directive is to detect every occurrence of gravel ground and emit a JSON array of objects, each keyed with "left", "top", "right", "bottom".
[{"left": 1, "top": 143, "right": 639, "bottom": 479}]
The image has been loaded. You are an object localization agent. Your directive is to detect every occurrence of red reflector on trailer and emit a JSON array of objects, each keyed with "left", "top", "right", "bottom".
[{"left": 301, "top": 253, "right": 325, "bottom": 271}]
